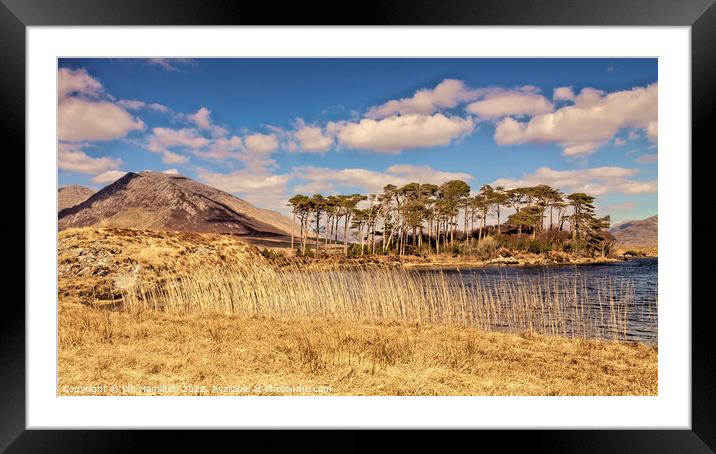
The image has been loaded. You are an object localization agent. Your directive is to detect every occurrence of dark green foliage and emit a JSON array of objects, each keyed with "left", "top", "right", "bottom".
[
  {"left": 527, "top": 241, "right": 551, "bottom": 255},
  {"left": 260, "top": 248, "right": 286, "bottom": 259}
]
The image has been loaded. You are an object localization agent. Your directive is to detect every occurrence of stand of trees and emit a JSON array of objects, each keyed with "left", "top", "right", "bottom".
[{"left": 287, "top": 181, "right": 613, "bottom": 258}]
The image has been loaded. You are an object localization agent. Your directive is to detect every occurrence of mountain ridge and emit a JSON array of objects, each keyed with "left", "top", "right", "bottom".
[
  {"left": 58, "top": 185, "right": 95, "bottom": 211},
  {"left": 58, "top": 172, "right": 295, "bottom": 243},
  {"left": 609, "top": 215, "right": 657, "bottom": 247}
]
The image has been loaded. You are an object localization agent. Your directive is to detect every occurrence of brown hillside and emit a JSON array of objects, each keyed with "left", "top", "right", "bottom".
[
  {"left": 58, "top": 185, "right": 95, "bottom": 211},
  {"left": 58, "top": 172, "right": 295, "bottom": 241},
  {"left": 609, "top": 215, "right": 658, "bottom": 247}
]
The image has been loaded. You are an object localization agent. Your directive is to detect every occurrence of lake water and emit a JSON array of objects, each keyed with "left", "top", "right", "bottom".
[{"left": 416, "top": 258, "right": 658, "bottom": 344}]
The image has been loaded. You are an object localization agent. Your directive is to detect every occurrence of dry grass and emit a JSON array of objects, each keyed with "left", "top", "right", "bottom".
[
  {"left": 58, "top": 228, "right": 658, "bottom": 396},
  {"left": 58, "top": 304, "right": 657, "bottom": 396},
  {"left": 613, "top": 245, "right": 658, "bottom": 257}
]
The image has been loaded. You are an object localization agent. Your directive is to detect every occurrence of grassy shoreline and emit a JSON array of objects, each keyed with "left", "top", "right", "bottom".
[
  {"left": 262, "top": 237, "right": 657, "bottom": 270},
  {"left": 263, "top": 249, "right": 655, "bottom": 271},
  {"left": 58, "top": 304, "right": 657, "bottom": 396}
]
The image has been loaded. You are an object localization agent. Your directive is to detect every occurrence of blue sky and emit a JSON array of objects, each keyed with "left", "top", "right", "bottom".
[{"left": 58, "top": 58, "right": 657, "bottom": 223}]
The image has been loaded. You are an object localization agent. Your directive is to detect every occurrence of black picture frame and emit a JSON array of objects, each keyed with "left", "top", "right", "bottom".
[{"left": 4, "top": 0, "right": 711, "bottom": 451}]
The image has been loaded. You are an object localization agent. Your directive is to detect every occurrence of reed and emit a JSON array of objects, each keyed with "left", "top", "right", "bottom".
[{"left": 120, "top": 263, "right": 656, "bottom": 342}]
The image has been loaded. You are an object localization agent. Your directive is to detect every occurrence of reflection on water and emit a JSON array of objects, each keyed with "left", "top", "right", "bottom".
[{"left": 415, "top": 258, "right": 658, "bottom": 344}]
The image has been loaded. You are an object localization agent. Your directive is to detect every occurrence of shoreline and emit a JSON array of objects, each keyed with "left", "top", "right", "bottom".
[
  {"left": 402, "top": 255, "right": 656, "bottom": 270},
  {"left": 268, "top": 251, "right": 656, "bottom": 271}
]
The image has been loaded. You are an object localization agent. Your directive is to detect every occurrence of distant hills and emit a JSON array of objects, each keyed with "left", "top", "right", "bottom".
[
  {"left": 58, "top": 185, "right": 95, "bottom": 211},
  {"left": 58, "top": 172, "right": 295, "bottom": 245},
  {"left": 609, "top": 215, "right": 658, "bottom": 247}
]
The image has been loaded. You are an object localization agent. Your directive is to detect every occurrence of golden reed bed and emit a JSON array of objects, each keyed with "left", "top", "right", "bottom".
[{"left": 119, "top": 264, "right": 652, "bottom": 342}]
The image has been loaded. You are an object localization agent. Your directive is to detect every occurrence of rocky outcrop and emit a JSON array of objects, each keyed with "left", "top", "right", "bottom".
[
  {"left": 58, "top": 227, "right": 268, "bottom": 306},
  {"left": 486, "top": 256, "right": 519, "bottom": 265}
]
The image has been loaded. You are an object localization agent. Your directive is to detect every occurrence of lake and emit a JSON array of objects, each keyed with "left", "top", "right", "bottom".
[{"left": 416, "top": 258, "right": 658, "bottom": 344}]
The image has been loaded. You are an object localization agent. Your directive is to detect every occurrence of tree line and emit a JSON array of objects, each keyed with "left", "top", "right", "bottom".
[{"left": 287, "top": 181, "right": 612, "bottom": 257}]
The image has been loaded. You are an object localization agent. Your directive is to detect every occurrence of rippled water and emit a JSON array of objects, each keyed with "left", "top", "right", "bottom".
[{"left": 416, "top": 258, "right": 658, "bottom": 344}]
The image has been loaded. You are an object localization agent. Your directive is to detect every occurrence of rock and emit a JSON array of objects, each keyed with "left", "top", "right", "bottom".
[
  {"left": 623, "top": 250, "right": 646, "bottom": 258},
  {"left": 113, "top": 265, "right": 142, "bottom": 290},
  {"left": 486, "top": 256, "right": 519, "bottom": 265}
]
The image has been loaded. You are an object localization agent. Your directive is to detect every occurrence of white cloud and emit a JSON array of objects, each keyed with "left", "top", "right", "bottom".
[
  {"left": 162, "top": 168, "right": 180, "bottom": 175},
  {"left": 290, "top": 119, "right": 335, "bottom": 153},
  {"left": 147, "top": 58, "right": 196, "bottom": 72},
  {"left": 553, "top": 86, "right": 576, "bottom": 102},
  {"left": 493, "top": 83, "right": 658, "bottom": 156},
  {"left": 520, "top": 85, "right": 542, "bottom": 93},
  {"left": 244, "top": 133, "right": 279, "bottom": 154},
  {"left": 187, "top": 107, "right": 227, "bottom": 137},
  {"left": 493, "top": 166, "right": 657, "bottom": 196},
  {"left": 266, "top": 121, "right": 334, "bottom": 154},
  {"left": 149, "top": 103, "right": 170, "bottom": 113},
  {"left": 196, "top": 168, "right": 291, "bottom": 210},
  {"left": 466, "top": 88, "right": 554, "bottom": 119},
  {"left": 192, "top": 133, "right": 279, "bottom": 172},
  {"left": 58, "top": 68, "right": 145, "bottom": 142},
  {"left": 146, "top": 127, "right": 209, "bottom": 153},
  {"left": 198, "top": 169, "right": 290, "bottom": 193},
  {"left": 336, "top": 113, "right": 476, "bottom": 153},
  {"left": 59, "top": 97, "right": 145, "bottom": 142},
  {"left": 614, "top": 137, "right": 626, "bottom": 146},
  {"left": 144, "top": 127, "right": 211, "bottom": 164},
  {"left": 117, "top": 99, "right": 170, "bottom": 113},
  {"left": 58, "top": 68, "right": 103, "bottom": 101},
  {"left": 646, "top": 121, "right": 658, "bottom": 142},
  {"left": 187, "top": 107, "right": 212, "bottom": 129},
  {"left": 620, "top": 181, "right": 658, "bottom": 194},
  {"left": 293, "top": 164, "right": 472, "bottom": 195},
  {"left": 635, "top": 153, "right": 658, "bottom": 164},
  {"left": 241, "top": 134, "right": 280, "bottom": 171},
  {"left": 58, "top": 144, "right": 123, "bottom": 175},
  {"left": 194, "top": 135, "right": 243, "bottom": 161},
  {"left": 91, "top": 170, "right": 127, "bottom": 184},
  {"left": 574, "top": 87, "right": 606, "bottom": 108},
  {"left": 161, "top": 150, "right": 190, "bottom": 164},
  {"left": 386, "top": 164, "right": 473, "bottom": 185},
  {"left": 116, "top": 99, "right": 146, "bottom": 110},
  {"left": 365, "top": 79, "right": 479, "bottom": 119}
]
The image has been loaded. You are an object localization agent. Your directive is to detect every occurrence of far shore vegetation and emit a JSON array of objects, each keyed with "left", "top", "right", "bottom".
[{"left": 286, "top": 182, "right": 618, "bottom": 261}]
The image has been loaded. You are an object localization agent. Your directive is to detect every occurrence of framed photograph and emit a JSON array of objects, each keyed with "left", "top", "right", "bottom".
[{"left": 7, "top": 0, "right": 712, "bottom": 450}]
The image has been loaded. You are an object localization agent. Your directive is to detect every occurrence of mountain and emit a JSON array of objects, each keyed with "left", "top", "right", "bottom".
[
  {"left": 58, "top": 172, "right": 295, "bottom": 243},
  {"left": 58, "top": 185, "right": 95, "bottom": 211},
  {"left": 609, "top": 215, "right": 658, "bottom": 246}
]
